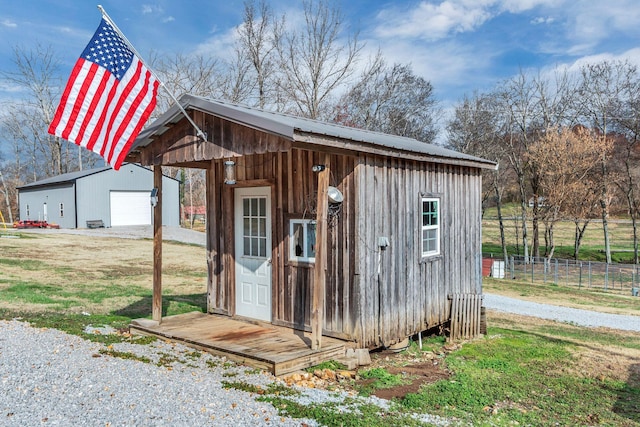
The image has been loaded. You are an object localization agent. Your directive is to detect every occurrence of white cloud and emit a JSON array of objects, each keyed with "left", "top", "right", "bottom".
[
  {"left": 372, "top": 0, "right": 562, "bottom": 40},
  {"left": 556, "top": 47, "right": 640, "bottom": 74},
  {"left": 499, "top": 0, "right": 561, "bottom": 14},
  {"left": 530, "top": 16, "right": 554, "bottom": 25},
  {"left": 565, "top": 1, "right": 640, "bottom": 45},
  {"left": 141, "top": 5, "right": 157, "bottom": 15},
  {"left": 374, "top": 0, "right": 497, "bottom": 40},
  {"left": 1, "top": 19, "right": 17, "bottom": 28},
  {"left": 192, "top": 26, "right": 238, "bottom": 58}
]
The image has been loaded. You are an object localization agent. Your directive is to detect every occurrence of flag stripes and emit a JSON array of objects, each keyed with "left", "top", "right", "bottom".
[{"left": 48, "top": 18, "right": 159, "bottom": 170}]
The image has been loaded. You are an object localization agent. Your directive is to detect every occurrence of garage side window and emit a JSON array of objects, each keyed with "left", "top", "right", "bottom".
[
  {"left": 290, "top": 219, "right": 316, "bottom": 262},
  {"left": 26, "top": 204, "right": 30, "bottom": 217},
  {"left": 421, "top": 197, "right": 440, "bottom": 257},
  {"left": 59, "top": 203, "right": 64, "bottom": 217}
]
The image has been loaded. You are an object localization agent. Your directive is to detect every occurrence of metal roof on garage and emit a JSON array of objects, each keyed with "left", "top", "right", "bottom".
[
  {"left": 17, "top": 164, "right": 179, "bottom": 190},
  {"left": 17, "top": 166, "right": 113, "bottom": 189}
]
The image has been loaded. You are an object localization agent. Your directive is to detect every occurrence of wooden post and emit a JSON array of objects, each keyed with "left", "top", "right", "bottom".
[
  {"left": 312, "top": 153, "right": 330, "bottom": 350},
  {"left": 152, "top": 165, "right": 163, "bottom": 323}
]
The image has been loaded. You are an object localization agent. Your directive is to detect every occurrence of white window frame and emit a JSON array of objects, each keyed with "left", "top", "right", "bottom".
[
  {"left": 421, "top": 197, "right": 440, "bottom": 257},
  {"left": 59, "top": 203, "right": 64, "bottom": 217},
  {"left": 289, "top": 219, "right": 316, "bottom": 263}
]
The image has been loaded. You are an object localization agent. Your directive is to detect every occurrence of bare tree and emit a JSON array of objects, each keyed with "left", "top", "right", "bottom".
[
  {"left": 151, "top": 53, "right": 227, "bottom": 111},
  {"left": 610, "top": 63, "right": 640, "bottom": 263},
  {"left": 448, "top": 92, "right": 510, "bottom": 264},
  {"left": 528, "top": 126, "right": 608, "bottom": 261},
  {"left": 492, "top": 72, "right": 537, "bottom": 261},
  {"left": 578, "top": 60, "right": 632, "bottom": 264},
  {"left": 236, "top": 0, "right": 282, "bottom": 108},
  {"left": 275, "top": 0, "right": 362, "bottom": 119},
  {"left": 336, "top": 54, "right": 438, "bottom": 143},
  {"left": 1, "top": 44, "right": 70, "bottom": 177}
]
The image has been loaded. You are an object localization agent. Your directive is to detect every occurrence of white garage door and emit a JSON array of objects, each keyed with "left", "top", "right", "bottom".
[{"left": 110, "top": 191, "right": 151, "bottom": 226}]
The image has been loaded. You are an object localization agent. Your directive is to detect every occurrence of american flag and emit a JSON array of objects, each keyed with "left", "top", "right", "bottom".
[{"left": 48, "top": 18, "right": 159, "bottom": 170}]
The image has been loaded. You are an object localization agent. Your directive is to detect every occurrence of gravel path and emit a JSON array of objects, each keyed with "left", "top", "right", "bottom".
[
  {"left": 0, "top": 320, "right": 447, "bottom": 427},
  {"left": 484, "top": 293, "right": 640, "bottom": 332}
]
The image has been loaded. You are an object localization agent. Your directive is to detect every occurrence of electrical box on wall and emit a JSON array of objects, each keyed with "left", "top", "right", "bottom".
[{"left": 378, "top": 236, "right": 390, "bottom": 250}]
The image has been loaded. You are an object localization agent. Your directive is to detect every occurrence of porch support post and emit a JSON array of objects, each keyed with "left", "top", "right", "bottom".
[
  {"left": 152, "top": 165, "right": 163, "bottom": 323},
  {"left": 312, "top": 153, "right": 330, "bottom": 350}
]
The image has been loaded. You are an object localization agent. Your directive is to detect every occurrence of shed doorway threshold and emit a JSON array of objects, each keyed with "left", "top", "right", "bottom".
[{"left": 129, "top": 312, "right": 346, "bottom": 376}]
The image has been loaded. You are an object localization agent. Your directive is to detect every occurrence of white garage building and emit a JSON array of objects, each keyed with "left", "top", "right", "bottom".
[{"left": 17, "top": 163, "right": 180, "bottom": 228}]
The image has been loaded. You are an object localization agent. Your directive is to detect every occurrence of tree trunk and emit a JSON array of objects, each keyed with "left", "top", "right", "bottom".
[
  {"left": 546, "top": 223, "right": 555, "bottom": 262},
  {"left": 573, "top": 221, "right": 589, "bottom": 260},
  {"left": 600, "top": 157, "right": 612, "bottom": 264},
  {"left": 532, "top": 202, "right": 540, "bottom": 258},
  {"left": 518, "top": 177, "right": 530, "bottom": 262},
  {"left": 493, "top": 177, "right": 508, "bottom": 266},
  {"left": 0, "top": 170, "right": 14, "bottom": 223},
  {"left": 632, "top": 215, "right": 639, "bottom": 265}
]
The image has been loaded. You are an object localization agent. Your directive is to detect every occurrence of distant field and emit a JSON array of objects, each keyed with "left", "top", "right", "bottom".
[{"left": 483, "top": 205, "right": 636, "bottom": 262}]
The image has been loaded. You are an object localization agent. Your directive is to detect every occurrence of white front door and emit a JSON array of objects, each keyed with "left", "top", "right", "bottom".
[{"left": 234, "top": 187, "right": 272, "bottom": 321}]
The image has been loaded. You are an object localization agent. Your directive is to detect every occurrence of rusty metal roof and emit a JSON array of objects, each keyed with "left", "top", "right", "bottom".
[{"left": 133, "top": 94, "right": 497, "bottom": 169}]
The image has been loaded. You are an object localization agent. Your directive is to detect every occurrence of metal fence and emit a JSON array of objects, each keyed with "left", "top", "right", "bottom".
[{"left": 483, "top": 254, "right": 640, "bottom": 296}]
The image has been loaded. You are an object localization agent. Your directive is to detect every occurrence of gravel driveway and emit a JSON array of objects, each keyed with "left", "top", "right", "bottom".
[{"left": 484, "top": 293, "right": 640, "bottom": 332}]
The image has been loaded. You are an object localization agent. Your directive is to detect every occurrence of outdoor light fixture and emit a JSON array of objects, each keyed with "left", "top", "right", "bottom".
[
  {"left": 150, "top": 188, "right": 158, "bottom": 207},
  {"left": 224, "top": 160, "right": 236, "bottom": 185},
  {"left": 327, "top": 186, "right": 344, "bottom": 204},
  {"left": 311, "top": 164, "right": 326, "bottom": 173}
]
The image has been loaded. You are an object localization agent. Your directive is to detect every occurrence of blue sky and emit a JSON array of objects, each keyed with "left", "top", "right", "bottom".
[{"left": 2, "top": 0, "right": 640, "bottom": 122}]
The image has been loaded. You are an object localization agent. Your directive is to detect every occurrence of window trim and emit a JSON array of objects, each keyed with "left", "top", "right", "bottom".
[
  {"left": 289, "top": 219, "right": 316, "bottom": 263},
  {"left": 421, "top": 196, "right": 440, "bottom": 258}
]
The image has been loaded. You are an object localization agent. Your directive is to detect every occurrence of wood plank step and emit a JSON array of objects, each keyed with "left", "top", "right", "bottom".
[{"left": 129, "top": 312, "right": 347, "bottom": 376}]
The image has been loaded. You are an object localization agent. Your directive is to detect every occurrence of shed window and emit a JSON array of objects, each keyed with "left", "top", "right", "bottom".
[
  {"left": 421, "top": 197, "right": 440, "bottom": 257},
  {"left": 26, "top": 204, "right": 30, "bottom": 217},
  {"left": 290, "top": 219, "right": 316, "bottom": 262},
  {"left": 59, "top": 203, "right": 64, "bottom": 217}
]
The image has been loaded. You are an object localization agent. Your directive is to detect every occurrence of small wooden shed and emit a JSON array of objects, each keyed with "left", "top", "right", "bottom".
[{"left": 127, "top": 94, "right": 496, "bottom": 350}]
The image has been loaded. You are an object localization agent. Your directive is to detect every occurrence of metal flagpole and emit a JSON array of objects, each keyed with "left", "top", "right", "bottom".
[{"left": 97, "top": 4, "right": 207, "bottom": 141}]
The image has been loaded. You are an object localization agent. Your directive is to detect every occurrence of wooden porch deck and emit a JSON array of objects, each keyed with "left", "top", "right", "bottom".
[{"left": 129, "top": 312, "right": 346, "bottom": 376}]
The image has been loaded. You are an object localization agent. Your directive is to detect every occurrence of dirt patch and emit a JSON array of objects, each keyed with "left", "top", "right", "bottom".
[{"left": 371, "top": 362, "right": 451, "bottom": 400}]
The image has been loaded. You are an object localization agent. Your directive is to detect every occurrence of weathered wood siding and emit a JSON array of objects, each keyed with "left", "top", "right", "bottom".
[
  {"left": 138, "top": 111, "right": 290, "bottom": 166},
  {"left": 204, "top": 149, "right": 358, "bottom": 341},
  {"left": 353, "top": 154, "right": 483, "bottom": 347}
]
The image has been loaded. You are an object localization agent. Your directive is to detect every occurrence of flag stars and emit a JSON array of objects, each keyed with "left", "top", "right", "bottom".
[{"left": 80, "top": 19, "right": 134, "bottom": 78}]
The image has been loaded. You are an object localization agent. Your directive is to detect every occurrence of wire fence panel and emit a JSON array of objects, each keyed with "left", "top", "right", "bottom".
[{"left": 483, "top": 254, "right": 640, "bottom": 296}]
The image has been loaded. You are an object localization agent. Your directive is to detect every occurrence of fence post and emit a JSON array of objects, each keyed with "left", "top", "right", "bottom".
[
  {"left": 588, "top": 262, "right": 592, "bottom": 288},
  {"left": 565, "top": 259, "right": 569, "bottom": 286},
  {"left": 579, "top": 262, "right": 582, "bottom": 289},
  {"left": 510, "top": 256, "right": 515, "bottom": 279},
  {"left": 554, "top": 259, "right": 559, "bottom": 285},
  {"left": 605, "top": 263, "right": 609, "bottom": 291},
  {"left": 619, "top": 268, "right": 623, "bottom": 291},
  {"left": 531, "top": 257, "right": 535, "bottom": 283},
  {"left": 544, "top": 258, "right": 547, "bottom": 284}
]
